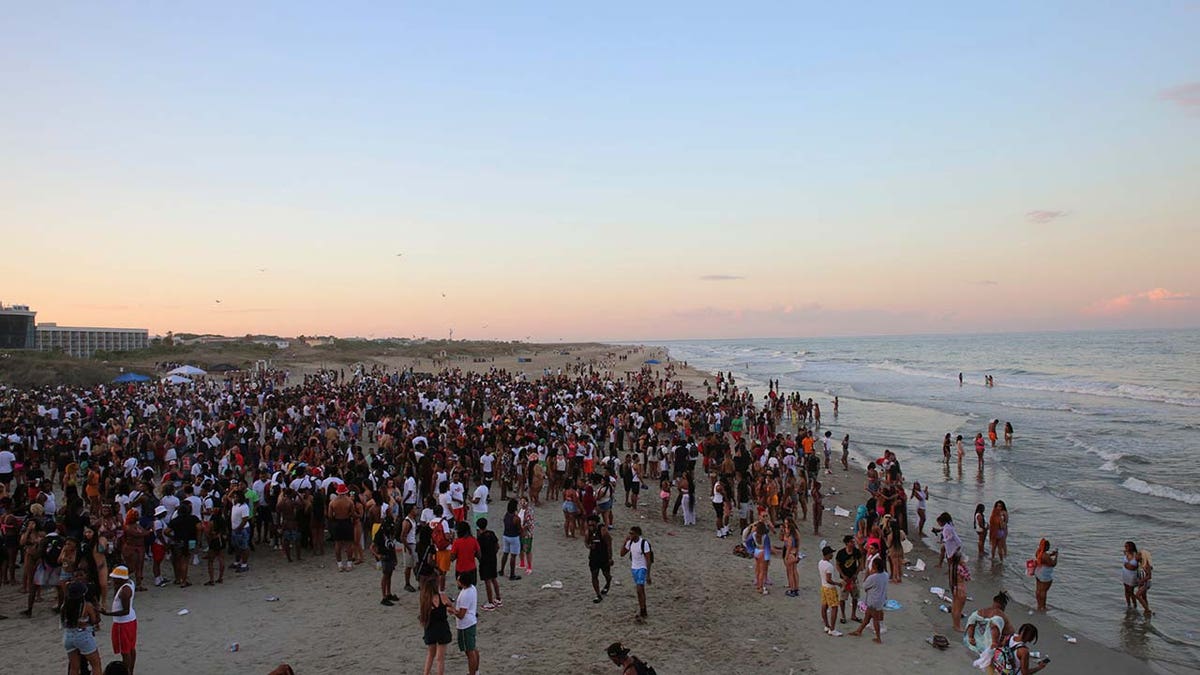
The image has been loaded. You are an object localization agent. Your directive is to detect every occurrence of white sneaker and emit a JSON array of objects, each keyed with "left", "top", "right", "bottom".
[{"left": 829, "top": 630, "right": 844, "bottom": 637}]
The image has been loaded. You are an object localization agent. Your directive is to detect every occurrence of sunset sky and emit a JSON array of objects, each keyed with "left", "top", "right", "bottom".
[{"left": 3, "top": 3, "right": 1197, "bottom": 340}]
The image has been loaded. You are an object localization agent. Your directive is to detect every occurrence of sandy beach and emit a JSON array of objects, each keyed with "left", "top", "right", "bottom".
[{"left": 0, "top": 344, "right": 1167, "bottom": 675}]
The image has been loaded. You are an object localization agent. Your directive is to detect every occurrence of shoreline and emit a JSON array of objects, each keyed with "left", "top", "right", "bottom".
[{"left": 664, "top": 346, "right": 1171, "bottom": 675}]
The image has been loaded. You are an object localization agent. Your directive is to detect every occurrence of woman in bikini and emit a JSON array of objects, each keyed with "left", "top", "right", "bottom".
[
  {"left": 747, "top": 520, "right": 773, "bottom": 595},
  {"left": 561, "top": 480, "right": 579, "bottom": 538},
  {"left": 780, "top": 518, "right": 801, "bottom": 597},
  {"left": 988, "top": 501, "right": 1008, "bottom": 562}
]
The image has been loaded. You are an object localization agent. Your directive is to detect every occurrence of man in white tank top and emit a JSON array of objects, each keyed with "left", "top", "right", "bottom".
[{"left": 101, "top": 565, "right": 138, "bottom": 674}]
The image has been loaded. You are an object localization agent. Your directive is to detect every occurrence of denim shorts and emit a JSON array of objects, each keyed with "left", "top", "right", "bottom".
[
  {"left": 231, "top": 530, "right": 250, "bottom": 551},
  {"left": 63, "top": 627, "right": 98, "bottom": 655},
  {"left": 501, "top": 536, "right": 520, "bottom": 555}
]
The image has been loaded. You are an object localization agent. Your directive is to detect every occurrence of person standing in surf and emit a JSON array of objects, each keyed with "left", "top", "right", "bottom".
[{"left": 1032, "top": 538, "right": 1058, "bottom": 611}]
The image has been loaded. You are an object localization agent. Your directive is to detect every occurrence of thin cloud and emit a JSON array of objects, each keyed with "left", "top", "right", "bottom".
[
  {"left": 1160, "top": 82, "right": 1200, "bottom": 116},
  {"left": 1026, "top": 210, "right": 1069, "bottom": 224},
  {"left": 699, "top": 274, "right": 745, "bottom": 281},
  {"left": 1084, "top": 288, "right": 1194, "bottom": 315},
  {"left": 973, "top": 280, "right": 1000, "bottom": 286}
]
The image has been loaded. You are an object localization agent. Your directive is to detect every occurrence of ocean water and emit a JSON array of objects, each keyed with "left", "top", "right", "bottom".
[{"left": 655, "top": 329, "right": 1200, "bottom": 671}]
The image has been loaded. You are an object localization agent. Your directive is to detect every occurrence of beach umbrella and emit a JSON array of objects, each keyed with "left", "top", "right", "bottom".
[
  {"left": 113, "top": 373, "right": 151, "bottom": 383},
  {"left": 168, "top": 365, "right": 207, "bottom": 376},
  {"left": 163, "top": 374, "right": 193, "bottom": 384}
]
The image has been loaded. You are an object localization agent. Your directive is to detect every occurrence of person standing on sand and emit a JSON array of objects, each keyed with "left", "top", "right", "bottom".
[
  {"left": 100, "top": 566, "right": 137, "bottom": 675},
  {"left": 841, "top": 434, "right": 850, "bottom": 471},
  {"left": 500, "top": 499, "right": 522, "bottom": 581},
  {"left": 476, "top": 518, "right": 501, "bottom": 611},
  {"left": 1032, "top": 538, "right": 1058, "bottom": 611},
  {"left": 452, "top": 571, "right": 480, "bottom": 675},
  {"left": 586, "top": 514, "right": 613, "bottom": 603},
  {"left": 230, "top": 490, "right": 252, "bottom": 573},
  {"left": 418, "top": 576, "right": 452, "bottom": 675},
  {"left": 277, "top": 488, "right": 301, "bottom": 563},
  {"left": 780, "top": 518, "right": 801, "bottom": 598},
  {"left": 328, "top": 483, "right": 355, "bottom": 572},
  {"left": 372, "top": 514, "right": 399, "bottom": 605},
  {"left": 836, "top": 536, "right": 863, "bottom": 624},
  {"left": 849, "top": 557, "right": 888, "bottom": 643},
  {"left": 620, "top": 525, "right": 652, "bottom": 621},
  {"left": 818, "top": 545, "right": 843, "bottom": 636},
  {"left": 518, "top": 496, "right": 535, "bottom": 574},
  {"left": 204, "top": 510, "right": 226, "bottom": 585},
  {"left": 935, "top": 512, "right": 966, "bottom": 625}
]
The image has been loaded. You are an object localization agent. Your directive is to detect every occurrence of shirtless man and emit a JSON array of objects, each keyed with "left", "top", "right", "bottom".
[
  {"left": 585, "top": 514, "right": 613, "bottom": 603},
  {"left": 277, "top": 488, "right": 301, "bottom": 562},
  {"left": 328, "top": 483, "right": 355, "bottom": 572}
]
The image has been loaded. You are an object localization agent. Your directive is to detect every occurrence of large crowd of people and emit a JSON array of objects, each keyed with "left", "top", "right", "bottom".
[{"left": 0, "top": 348, "right": 1154, "bottom": 675}]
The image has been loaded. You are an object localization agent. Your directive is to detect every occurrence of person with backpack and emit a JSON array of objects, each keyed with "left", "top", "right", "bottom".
[
  {"left": 22, "top": 524, "right": 63, "bottom": 616},
  {"left": 428, "top": 505, "right": 454, "bottom": 590},
  {"left": 620, "top": 525, "right": 653, "bottom": 622},
  {"left": 992, "top": 623, "right": 1050, "bottom": 674},
  {"left": 606, "top": 642, "right": 656, "bottom": 675}
]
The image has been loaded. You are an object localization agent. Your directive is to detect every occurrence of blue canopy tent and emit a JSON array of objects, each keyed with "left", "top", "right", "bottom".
[
  {"left": 644, "top": 359, "right": 661, "bottom": 364},
  {"left": 113, "top": 372, "right": 151, "bottom": 383}
]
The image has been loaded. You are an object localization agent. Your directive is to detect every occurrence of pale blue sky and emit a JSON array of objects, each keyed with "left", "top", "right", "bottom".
[{"left": 2, "top": 3, "right": 1197, "bottom": 339}]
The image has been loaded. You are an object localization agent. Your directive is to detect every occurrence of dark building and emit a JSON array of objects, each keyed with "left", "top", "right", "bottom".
[{"left": 0, "top": 303, "right": 37, "bottom": 349}]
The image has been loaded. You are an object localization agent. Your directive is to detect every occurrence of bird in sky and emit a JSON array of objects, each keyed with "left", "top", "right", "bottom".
[{"left": 215, "top": 300, "right": 222, "bottom": 304}]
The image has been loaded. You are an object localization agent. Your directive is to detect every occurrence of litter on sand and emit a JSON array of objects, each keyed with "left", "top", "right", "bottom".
[
  {"left": 884, "top": 599, "right": 903, "bottom": 611},
  {"left": 539, "top": 581, "right": 564, "bottom": 590},
  {"left": 264, "top": 596, "right": 280, "bottom": 602},
  {"left": 907, "top": 559, "right": 926, "bottom": 572},
  {"left": 177, "top": 609, "right": 190, "bottom": 616},
  {"left": 833, "top": 507, "right": 851, "bottom": 517},
  {"left": 1064, "top": 635, "right": 1078, "bottom": 644},
  {"left": 930, "top": 586, "right": 945, "bottom": 596}
]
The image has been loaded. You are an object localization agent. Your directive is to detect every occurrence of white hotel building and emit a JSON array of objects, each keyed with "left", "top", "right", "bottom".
[{"left": 36, "top": 323, "right": 150, "bottom": 358}]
